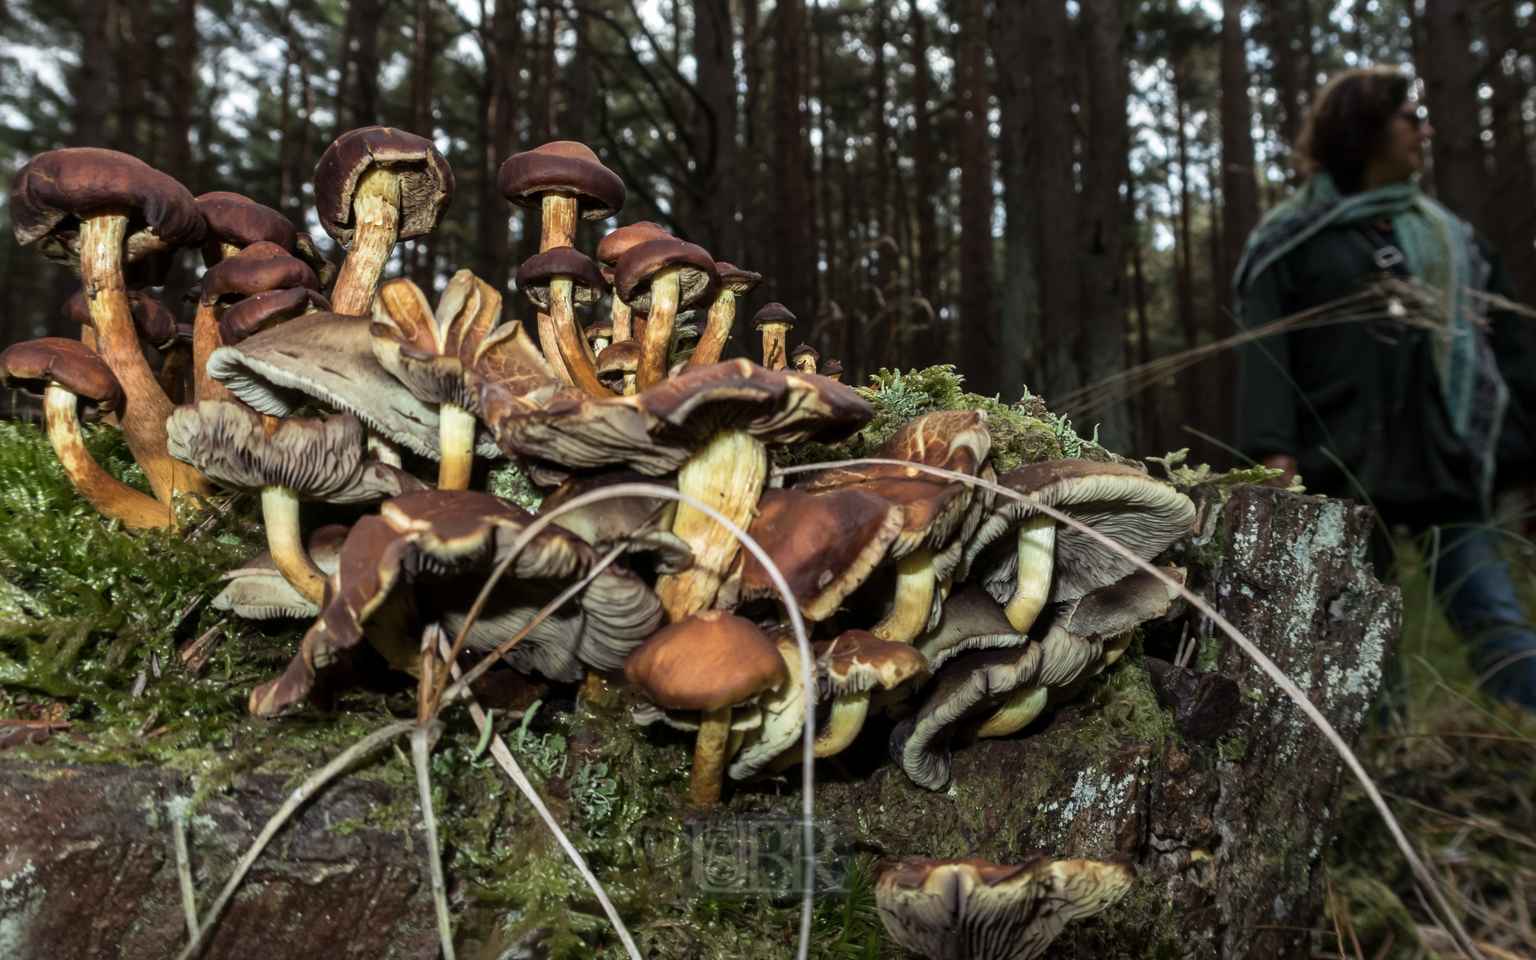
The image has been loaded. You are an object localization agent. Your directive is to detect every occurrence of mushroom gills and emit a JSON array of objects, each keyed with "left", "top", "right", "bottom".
[
  {"left": 1005, "top": 514, "right": 1056, "bottom": 632},
  {"left": 261, "top": 484, "right": 329, "bottom": 605},
  {"left": 872, "top": 549, "right": 937, "bottom": 645},
  {"left": 656, "top": 429, "right": 768, "bottom": 622},
  {"left": 436, "top": 403, "right": 478, "bottom": 490},
  {"left": 43, "top": 384, "right": 172, "bottom": 530}
]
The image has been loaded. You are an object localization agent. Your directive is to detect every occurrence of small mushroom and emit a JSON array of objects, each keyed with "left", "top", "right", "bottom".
[
  {"left": 314, "top": 126, "right": 455, "bottom": 316},
  {"left": 727, "top": 631, "right": 810, "bottom": 781},
  {"left": 596, "top": 221, "right": 671, "bottom": 343},
  {"left": 788, "top": 343, "right": 820, "bottom": 375},
  {"left": 584, "top": 319, "right": 614, "bottom": 355},
  {"left": 688, "top": 263, "right": 762, "bottom": 369},
  {"left": 875, "top": 855, "right": 1136, "bottom": 960},
  {"left": 595, "top": 339, "right": 641, "bottom": 396},
  {"left": 0, "top": 338, "right": 171, "bottom": 530},
  {"left": 213, "top": 525, "right": 350, "bottom": 619},
  {"left": 61, "top": 288, "right": 186, "bottom": 402},
  {"left": 219, "top": 286, "right": 331, "bottom": 345},
  {"left": 614, "top": 238, "right": 716, "bottom": 391},
  {"left": 515, "top": 246, "right": 611, "bottom": 396},
  {"left": 624, "top": 610, "right": 787, "bottom": 804},
  {"left": 913, "top": 584, "right": 1031, "bottom": 671},
  {"left": 498, "top": 141, "right": 626, "bottom": 250},
  {"left": 782, "top": 630, "right": 929, "bottom": 765},
  {"left": 752, "top": 303, "right": 796, "bottom": 369},
  {"left": 819, "top": 359, "right": 844, "bottom": 382},
  {"left": 195, "top": 241, "right": 322, "bottom": 402},
  {"left": 195, "top": 191, "right": 298, "bottom": 264},
  {"left": 539, "top": 469, "right": 691, "bottom": 572}
]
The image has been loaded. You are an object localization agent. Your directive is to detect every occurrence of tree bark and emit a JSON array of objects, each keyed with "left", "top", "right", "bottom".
[
  {"left": 1482, "top": 0, "right": 1536, "bottom": 311},
  {"left": 909, "top": 0, "right": 940, "bottom": 365},
  {"left": 954, "top": 0, "right": 999, "bottom": 397},
  {"left": 165, "top": 0, "right": 197, "bottom": 182},
  {"left": 770, "top": 0, "right": 816, "bottom": 324},
  {"left": 994, "top": 0, "right": 1037, "bottom": 401},
  {"left": 478, "top": 0, "right": 521, "bottom": 291},
  {"left": 75, "top": 0, "right": 111, "bottom": 148},
  {"left": 1219, "top": 0, "right": 1258, "bottom": 452},
  {"left": 352, "top": 0, "right": 383, "bottom": 128},
  {"left": 113, "top": 0, "right": 151, "bottom": 156},
  {"left": 1029, "top": 0, "right": 1081, "bottom": 403},
  {"left": 1421, "top": 0, "right": 1487, "bottom": 229},
  {"left": 1266, "top": 0, "right": 1300, "bottom": 155},
  {"left": 1174, "top": 71, "right": 1201, "bottom": 447}
]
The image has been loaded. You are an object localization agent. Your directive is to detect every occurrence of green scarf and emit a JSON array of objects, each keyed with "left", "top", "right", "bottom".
[{"left": 1234, "top": 173, "right": 1505, "bottom": 499}]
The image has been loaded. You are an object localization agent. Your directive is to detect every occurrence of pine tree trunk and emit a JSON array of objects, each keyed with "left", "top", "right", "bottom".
[
  {"left": 113, "top": 0, "right": 150, "bottom": 156},
  {"left": 1267, "top": 0, "right": 1301, "bottom": 155},
  {"left": 479, "top": 0, "right": 520, "bottom": 291},
  {"left": 1483, "top": 0, "right": 1536, "bottom": 312},
  {"left": 955, "top": 0, "right": 1000, "bottom": 397},
  {"left": 1175, "top": 72, "right": 1201, "bottom": 450},
  {"left": 352, "top": 0, "right": 383, "bottom": 128},
  {"left": 770, "top": 0, "right": 815, "bottom": 326},
  {"left": 909, "top": 1, "right": 940, "bottom": 366},
  {"left": 995, "top": 0, "right": 1038, "bottom": 401},
  {"left": 1031, "top": 0, "right": 1082, "bottom": 403},
  {"left": 1422, "top": 0, "right": 1487, "bottom": 228},
  {"left": 1220, "top": 0, "right": 1259, "bottom": 451},
  {"left": 75, "top": 0, "right": 111, "bottom": 148}
]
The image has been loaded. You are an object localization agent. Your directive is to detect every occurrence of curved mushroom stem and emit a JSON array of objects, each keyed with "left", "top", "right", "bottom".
[
  {"left": 1099, "top": 630, "right": 1134, "bottom": 670},
  {"left": 656, "top": 429, "right": 767, "bottom": 622},
  {"left": 550, "top": 276, "right": 607, "bottom": 396},
  {"left": 1005, "top": 514, "right": 1056, "bottom": 632},
  {"left": 79, "top": 207, "right": 212, "bottom": 503},
  {"left": 611, "top": 297, "right": 633, "bottom": 342},
  {"left": 261, "top": 485, "right": 328, "bottom": 606},
  {"left": 536, "top": 311, "right": 575, "bottom": 385},
  {"left": 43, "top": 384, "right": 175, "bottom": 530},
  {"left": 540, "top": 191, "right": 578, "bottom": 251},
  {"left": 437, "top": 402, "right": 478, "bottom": 490},
  {"left": 330, "top": 168, "right": 401, "bottom": 316},
  {"left": 688, "top": 289, "right": 736, "bottom": 369},
  {"left": 158, "top": 341, "right": 192, "bottom": 403},
  {"left": 637, "top": 267, "right": 681, "bottom": 390},
  {"left": 192, "top": 301, "right": 236, "bottom": 403},
  {"left": 761, "top": 323, "right": 790, "bottom": 369},
  {"left": 815, "top": 690, "right": 871, "bottom": 758},
  {"left": 961, "top": 684, "right": 1048, "bottom": 744},
  {"left": 872, "top": 549, "right": 937, "bottom": 644},
  {"left": 692, "top": 705, "right": 732, "bottom": 805}
]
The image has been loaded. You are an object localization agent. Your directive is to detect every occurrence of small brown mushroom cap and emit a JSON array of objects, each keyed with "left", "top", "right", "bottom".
[
  {"left": 0, "top": 337, "right": 121, "bottom": 417},
  {"left": 199, "top": 241, "right": 319, "bottom": 305},
  {"left": 62, "top": 288, "right": 179, "bottom": 350},
  {"left": 624, "top": 609, "right": 787, "bottom": 712},
  {"left": 584, "top": 320, "right": 614, "bottom": 344},
  {"left": 195, "top": 191, "right": 298, "bottom": 253},
  {"left": 596, "top": 221, "right": 672, "bottom": 264},
  {"left": 498, "top": 141, "right": 626, "bottom": 221},
  {"left": 220, "top": 287, "right": 332, "bottom": 344},
  {"left": 514, "top": 246, "right": 610, "bottom": 310},
  {"left": 751, "top": 302, "right": 796, "bottom": 331},
  {"left": 614, "top": 238, "right": 717, "bottom": 313},
  {"left": 713, "top": 263, "right": 762, "bottom": 296},
  {"left": 817, "top": 630, "right": 930, "bottom": 696},
  {"left": 789, "top": 343, "right": 819, "bottom": 369},
  {"left": 539, "top": 469, "right": 691, "bottom": 573},
  {"left": 595, "top": 339, "right": 640, "bottom": 392},
  {"left": 292, "top": 234, "right": 338, "bottom": 288},
  {"left": 819, "top": 359, "right": 844, "bottom": 381},
  {"left": 313, "top": 126, "right": 455, "bottom": 243}
]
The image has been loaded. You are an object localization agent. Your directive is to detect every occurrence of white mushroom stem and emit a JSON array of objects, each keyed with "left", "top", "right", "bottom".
[
  {"left": 656, "top": 429, "right": 767, "bottom": 622},
  {"left": 622, "top": 371, "right": 637, "bottom": 396},
  {"left": 872, "top": 549, "right": 937, "bottom": 644},
  {"left": 437, "top": 402, "right": 477, "bottom": 490},
  {"left": 963, "top": 685, "right": 1048, "bottom": 743},
  {"left": 550, "top": 276, "right": 607, "bottom": 396},
  {"left": 79, "top": 208, "right": 213, "bottom": 502},
  {"left": 761, "top": 323, "right": 791, "bottom": 369},
  {"left": 540, "top": 191, "right": 578, "bottom": 250},
  {"left": 261, "top": 484, "right": 327, "bottom": 606},
  {"left": 689, "top": 288, "right": 736, "bottom": 369},
  {"left": 637, "top": 267, "right": 681, "bottom": 391},
  {"left": 693, "top": 705, "right": 732, "bottom": 805},
  {"left": 44, "top": 384, "right": 174, "bottom": 530},
  {"left": 814, "top": 690, "right": 871, "bottom": 758},
  {"left": 1005, "top": 514, "right": 1056, "bottom": 632},
  {"left": 330, "top": 168, "right": 401, "bottom": 316}
]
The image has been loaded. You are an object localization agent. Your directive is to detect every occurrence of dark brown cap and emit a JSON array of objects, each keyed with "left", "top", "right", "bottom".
[
  {"left": 221, "top": 286, "right": 332, "bottom": 344},
  {"left": 584, "top": 319, "right": 614, "bottom": 343},
  {"left": 624, "top": 609, "right": 787, "bottom": 712},
  {"left": 62, "top": 288, "right": 178, "bottom": 350},
  {"left": 751, "top": 302, "right": 796, "bottom": 330},
  {"left": 0, "top": 337, "right": 121, "bottom": 414},
  {"left": 595, "top": 221, "right": 671, "bottom": 264},
  {"left": 614, "top": 238, "right": 716, "bottom": 312},
  {"left": 195, "top": 191, "right": 297, "bottom": 252},
  {"left": 199, "top": 241, "right": 319, "bottom": 305},
  {"left": 313, "top": 126, "right": 455, "bottom": 243},
  {"left": 789, "top": 342, "right": 819, "bottom": 369},
  {"left": 816, "top": 630, "right": 930, "bottom": 696},
  {"left": 514, "top": 246, "right": 609, "bottom": 310},
  {"left": 819, "top": 359, "right": 844, "bottom": 381},
  {"left": 713, "top": 263, "right": 762, "bottom": 296},
  {"left": 595, "top": 339, "right": 640, "bottom": 391},
  {"left": 497, "top": 141, "right": 626, "bottom": 221},
  {"left": 293, "top": 234, "right": 338, "bottom": 288}
]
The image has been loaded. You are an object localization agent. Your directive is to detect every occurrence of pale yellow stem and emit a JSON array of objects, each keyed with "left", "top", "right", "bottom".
[
  {"left": 262, "top": 485, "right": 327, "bottom": 606},
  {"left": 540, "top": 192, "right": 578, "bottom": 251},
  {"left": 872, "top": 549, "right": 937, "bottom": 644},
  {"left": 437, "top": 402, "right": 478, "bottom": 490},
  {"left": 1005, "top": 514, "right": 1056, "bottom": 632},
  {"left": 45, "top": 385, "right": 175, "bottom": 530},
  {"left": 692, "top": 706, "right": 732, "bottom": 805},
  {"left": 688, "top": 290, "right": 735, "bottom": 369},
  {"left": 537, "top": 311, "right": 574, "bottom": 385},
  {"left": 612, "top": 297, "right": 633, "bottom": 342},
  {"left": 367, "top": 429, "right": 403, "bottom": 467},
  {"left": 330, "top": 169, "right": 401, "bottom": 316},
  {"left": 814, "top": 690, "right": 871, "bottom": 758},
  {"left": 964, "top": 685, "right": 1048, "bottom": 742},
  {"left": 637, "top": 268, "right": 680, "bottom": 390},
  {"left": 655, "top": 429, "right": 767, "bottom": 621}
]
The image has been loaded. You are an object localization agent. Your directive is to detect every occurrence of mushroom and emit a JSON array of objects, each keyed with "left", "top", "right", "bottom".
[
  {"left": 584, "top": 319, "right": 614, "bottom": 355},
  {"left": 913, "top": 584, "right": 1031, "bottom": 671},
  {"left": 0, "top": 338, "right": 172, "bottom": 530},
  {"left": 314, "top": 126, "right": 455, "bottom": 316},
  {"left": 788, "top": 343, "right": 820, "bottom": 374},
  {"left": 727, "top": 631, "right": 810, "bottom": 781},
  {"left": 213, "top": 525, "right": 350, "bottom": 620},
  {"left": 596, "top": 221, "right": 671, "bottom": 342},
  {"left": 752, "top": 303, "right": 796, "bottom": 369},
  {"left": 777, "top": 630, "right": 929, "bottom": 765},
  {"left": 219, "top": 286, "right": 331, "bottom": 346},
  {"left": 10, "top": 148, "right": 212, "bottom": 502},
  {"left": 537, "top": 469, "right": 691, "bottom": 574},
  {"left": 166, "top": 400, "right": 426, "bottom": 604},
  {"left": 595, "top": 339, "right": 641, "bottom": 396},
  {"left": 959, "top": 461, "right": 1196, "bottom": 633},
  {"left": 498, "top": 141, "right": 626, "bottom": 250},
  {"left": 195, "top": 191, "right": 299, "bottom": 264},
  {"left": 515, "top": 246, "right": 611, "bottom": 396},
  {"left": 688, "top": 263, "right": 762, "bottom": 369},
  {"left": 614, "top": 238, "right": 717, "bottom": 391},
  {"left": 60, "top": 288, "right": 186, "bottom": 402},
  {"left": 874, "top": 855, "right": 1136, "bottom": 960},
  {"left": 819, "top": 359, "right": 844, "bottom": 382},
  {"left": 194, "top": 240, "right": 320, "bottom": 402},
  {"left": 623, "top": 610, "right": 788, "bottom": 804}
]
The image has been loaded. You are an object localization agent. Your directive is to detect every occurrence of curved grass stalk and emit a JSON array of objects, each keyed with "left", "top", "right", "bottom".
[
  {"left": 167, "top": 796, "right": 199, "bottom": 943},
  {"left": 772, "top": 457, "right": 1486, "bottom": 960},
  {"left": 411, "top": 719, "right": 454, "bottom": 960}
]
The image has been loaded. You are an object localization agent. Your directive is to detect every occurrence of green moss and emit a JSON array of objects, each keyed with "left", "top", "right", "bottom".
[{"left": 487, "top": 461, "right": 544, "bottom": 511}]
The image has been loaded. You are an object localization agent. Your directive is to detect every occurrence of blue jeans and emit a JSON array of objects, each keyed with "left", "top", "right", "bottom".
[{"left": 1376, "top": 499, "right": 1536, "bottom": 709}]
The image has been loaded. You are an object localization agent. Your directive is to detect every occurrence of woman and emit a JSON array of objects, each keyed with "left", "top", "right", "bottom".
[{"left": 1235, "top": 66, "right": 1536, "bottom": 709}]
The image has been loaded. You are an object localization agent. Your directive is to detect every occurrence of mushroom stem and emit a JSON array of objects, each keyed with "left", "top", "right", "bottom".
[
  {"left": 692, "top": 705, "right": 732, "bottom": 805},
  {"left": 537, "top": 311, "right": 575, "bottom": 384},
  {"left": 611, "top": 298, "right": 632, "bottom": 342},
  {"left": 1099, "top": 630, "right": 1134, "bottom": 669},
  {"left": 815, "top": 689, "right": 871, "bottom": 758},
  {"left": 761, "top": 323, "right": 790, "bottom": 370},
  {"left": 1005, "top": 514, "right": 1056, "bottom": 632},
  {"left": 872, "top": 549, "right": 937, "bottom": 644},
  {"left": 540, "top": 192, "right": 579, "bottom": 251},
  {"left": 261, "top": 484, "right": 328, "bottom": 606},
  {"left": 549, "top": 276, "right": 607, "bottom": 396},
  {"left": 437, "top": 402, "right": 478, "bottom": 490},
  {"left": 656, "top": 428, "right": 768, "bottom": 622},
  {"left": 43, "top": 384, "right": 175, "bottom": 530},
  {"left": 79, "top": 207, "right": 213, "bottom": 502},
  {"left": 159, "top": 341, "right": 192, "bottom": 403},
  {"left": 636, "top": 267, "right": 681, "bottom": 390},
  {"left": 330, "top": 168, "right": 401, "bottom": 316},
  {"left": 688, "top": 289, "right": 735, "bottom": 369},
  {"left": 192, "top": 301, "right": 236, "bottom": 403},
  {"left": 961, "top": 685, "right": 1048, "bottom": 743}
]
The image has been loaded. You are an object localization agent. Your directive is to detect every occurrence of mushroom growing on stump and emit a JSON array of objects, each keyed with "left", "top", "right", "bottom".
[
  {"left": 913, "top": 584, "right": 1031, "bottom": 671},
  {"left": 315, "top": 126, "right": 455, "bottom": 316},
  {"left": 584, "top": 319, "right": 614, "bottom": 355},
  {"left": 688, "top": 263, "right": 762, "bottom": 369},
  {"left": 10, "top": 148, "right": 212, "bottom": 503},
  {"left": 213, "top": 525, "right": 351, "bottom": 620},
  {"left": 538, "top": 469, "right": 691, "bottom": 573},
  {"left": 0, "top": 338, "right": 172, "bottom": 530},
  {"left": 624, "top": 610, "right": 788, "bottom": 804},
  {"left": 771, "top": 630, "right": 928, "bottom": 767},
  {"left": 727, "top": 630, "right": 810, "bottom": 782},
  {"left": 596, "top": 221, "right": 671, "bottom": 343},
  {"left": 515, "top": 246, "right": 611, "bottom": 397},
  {"left": 614, "top": 238, "right": 716, "bottom": 391},
  {"left": 752, "top": 303, "right": 796, "bottom": 370},
  {"left": 874, "top": 855, "right": 1136, "bottom": 960},
  {"left": 789, "top": 343, "right": 820, "bottom": 375}
]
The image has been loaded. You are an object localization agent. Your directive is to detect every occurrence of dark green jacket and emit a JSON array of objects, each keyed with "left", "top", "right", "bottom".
[{"left": 1234, "top": 226, "right": 1536, "bottom": 503}]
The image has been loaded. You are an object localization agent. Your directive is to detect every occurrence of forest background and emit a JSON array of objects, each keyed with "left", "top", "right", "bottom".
[{"left": 0, "top": 0, "right": 1532, "bottom": 465}]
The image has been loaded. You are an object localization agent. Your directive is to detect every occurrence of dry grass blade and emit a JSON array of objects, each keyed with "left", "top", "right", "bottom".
[
  {"left": 167, "top": 795, "right": 199, "bottom": 943},
  {"left": 772, "top": 456, "right": 1487, "bottom": 960},
  {"left": 1381, "top": 789, "right": 1536, "bottom": 854},
  {"left": 410, "top": 719, "right": 455, "bottom": 959}
]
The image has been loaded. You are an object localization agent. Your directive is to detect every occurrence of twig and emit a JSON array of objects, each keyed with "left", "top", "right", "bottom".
[
  {"left": 410, "top": 720, "right": 455, "bottom": 960},
  {"left": 180, "top": 618, "right": 229, "bottom": 673},
  {"left": 174, "top": 720, "right": 417, "bottom": 960},
  {"left": 167, "top": 795, "right": 199, "bottom": 943}
]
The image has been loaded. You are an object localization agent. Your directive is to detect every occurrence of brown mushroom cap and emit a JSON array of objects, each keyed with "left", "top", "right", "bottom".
[
  {"left": 514, "top": 246, "right": 610, "bottom": 310},
  {"left": 820, "top": 360, "right": 844, "bottom": 380},
  {"left": 789, "top": 342, "right": 819, "bottom": 365},
  {"left": 199, "top": 241, "right": 320, "bottom": 305},
  {"left": 195, "top": 191, "right": 298, "bottom": 252},
  {"left": 595, "top": 221, "right": 671, "bottom": 264},
  {"left": 221, "top": 287, "right": 332, "bottom": 344},
  {"left": 10, "top": 148, "right": 206, "bottom": 261},
  {"left": 595, "top": 339, "right": 641, "bottom": 391},
  {"left": 584, "top": 320, "right": 615, "bottom": 343},
  {"left": 538, "top": 469, "right": 691, "bottom": 573},
  {"left": 313, "top": 126, "right": 455, "bottom": 243},
  {"left": 816, "top": 630, "right": 930, "bottom": 696},
  {"left": 751, "top": 302, "right": 796, "bottom": 331},
  {"left": 0, "top": 337, "right": 121, "bottom": 415},
  {"left": 624, "top": 609, "right": 787, "bottom": 712},
  {"left": 712, "top": 263, "right": 762, "bottom": 296},
  {"left": 62, "top": 288, "right": 179, "bottom": 350},
  {"left": 497, "top": 141, "right": 626, "bottom": 221},
  {"left": 213, "top": 524, "right": 350, "bottom": 620},
  {"left": 913, "top": 584, "right": 1031, "bottom": 670},
  {"left": 613, "top": 238, "right": 717, "bottom": 313}
]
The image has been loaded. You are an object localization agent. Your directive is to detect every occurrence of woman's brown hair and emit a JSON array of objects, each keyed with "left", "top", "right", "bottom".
[{"left": 1295, "top": 67, "right": 1411, "bottom": 193}]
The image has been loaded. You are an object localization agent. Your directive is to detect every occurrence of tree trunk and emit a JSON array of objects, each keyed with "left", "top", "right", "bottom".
[
  {"left": 277, "top": 5, "right": 298, "bottom": 213},
  {"left": 1078, "top": 0, "right": 1129, "bottom": 451},
  {"left": 352, "top": 0, "right": 383, "bottom": 128},
  {"left": 1267, "top": 0, "right": 1301, "bottom": 155},
  {"left": 1220, "top": 0, "right": 1259, "bottom": 451},
  {"left": 1422, "top": 0, "right": 1487, "bottom": 228},
  {"left": 1482, "top": 0, "right": 1536, "bottom": 311},
  {"left": 1030, "top": 0, "right": 1081, "bottom": 403},
  {"left": 410, "top": 0, "right": 437, "bottom": 290},
  {"left": 1175, "top": 72, "right": 1201, "bottom": 449},
  {"left": 909, "top": 0, "right": 941, "bottom": 365},
  {"left": 1130, "top": 198, "right": 1154, "bottom": 453},
  {"left": 165, "top": 0, "right": 197, "bottom": 178},
  {"left": 770, "top": 0, "right": 815, "bottom": 325},
  {"left": 75, "top": 0, "right": 111, "bottom": 148},
  {"left": 565, "top": 3, "right": 591, "bottom": 145},
  {"left": 954, "top": 0, "right": 999, "bottom": 397},
  {"left": 994, "top": 0, "right": 1037, "bottom": 401},
  {"left": 479, "top": 0, "right": 520, "bottom": 291},
  {"left": 113, "top": 0, "right": 151, "bottom": 156}
]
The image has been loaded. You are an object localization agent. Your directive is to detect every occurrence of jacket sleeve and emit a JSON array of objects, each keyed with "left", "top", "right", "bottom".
[
  {"left": 1235, "top": 258, "right": 1297, "bottom": 461},
  {"left": 1480, "top": 237, "right": 1536, "bottom": 419}
]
